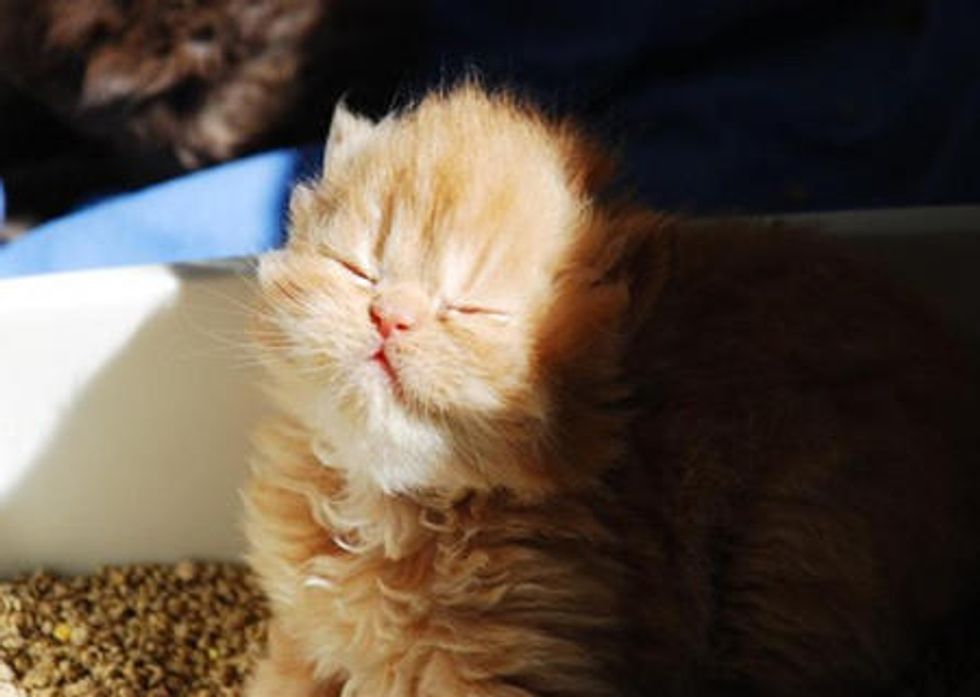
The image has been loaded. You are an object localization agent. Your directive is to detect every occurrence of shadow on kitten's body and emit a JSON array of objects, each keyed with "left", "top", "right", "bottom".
[{"left": 244, "top": 85, "right": 980, "bottom": 696}]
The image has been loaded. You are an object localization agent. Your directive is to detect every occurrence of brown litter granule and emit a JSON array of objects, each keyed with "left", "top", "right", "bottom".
[{"left": 0, "top": 561, "right": 268, "bottom": 696}]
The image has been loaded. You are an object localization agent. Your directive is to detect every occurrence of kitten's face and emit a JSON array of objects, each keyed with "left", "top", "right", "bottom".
[{"left": 257, "top": 89, "right": 626, "bottom": 494}]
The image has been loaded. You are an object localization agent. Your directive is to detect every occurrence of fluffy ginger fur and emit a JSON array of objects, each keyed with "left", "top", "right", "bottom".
[{"left": 243, "top": 85, "right": 980, "bottom": 696}]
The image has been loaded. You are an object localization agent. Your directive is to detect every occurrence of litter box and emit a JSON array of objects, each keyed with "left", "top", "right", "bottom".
[{"left": 2, "top": 206, "right": 979, "bottom": 577}]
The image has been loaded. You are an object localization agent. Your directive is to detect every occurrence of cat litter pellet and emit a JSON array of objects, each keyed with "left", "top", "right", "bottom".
[{"left": 0, "top": 562, "right": 268, "bottom": 696}]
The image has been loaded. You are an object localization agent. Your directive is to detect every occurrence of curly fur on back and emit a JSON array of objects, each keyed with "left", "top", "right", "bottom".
[{"left": 243, "top": 85, "right": 980, "bottom": 696}]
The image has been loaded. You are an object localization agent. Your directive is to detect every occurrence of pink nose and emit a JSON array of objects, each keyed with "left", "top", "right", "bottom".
[{"left": 370, "top": 288, "right": 427, "bottom": 338}]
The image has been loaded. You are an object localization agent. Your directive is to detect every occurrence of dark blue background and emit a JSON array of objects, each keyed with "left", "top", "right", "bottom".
[{"left": 421, "top": 0, "right": 980, "bottom": 213}]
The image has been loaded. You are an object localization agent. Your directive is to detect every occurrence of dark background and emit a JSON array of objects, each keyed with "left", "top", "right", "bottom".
[{"left": 1, "top": 0, "right": 978, "bottom": 241}]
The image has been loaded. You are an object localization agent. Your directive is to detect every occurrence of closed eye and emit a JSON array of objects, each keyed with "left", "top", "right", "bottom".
[
  {"left": 444, "top": 304, "right": 512, "bottom": 321},
  {"left": 331, "top": 257, "right": 376, "bottom": 287}
]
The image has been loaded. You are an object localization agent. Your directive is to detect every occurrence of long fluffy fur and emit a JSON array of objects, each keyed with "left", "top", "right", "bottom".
[{"left": 244, "top": 85, "right": 980, "bottom": 695}]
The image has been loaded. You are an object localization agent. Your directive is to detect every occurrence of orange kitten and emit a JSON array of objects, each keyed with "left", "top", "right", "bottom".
[{"left": 243, "top": 84, "right": 980, "bottom": 696}]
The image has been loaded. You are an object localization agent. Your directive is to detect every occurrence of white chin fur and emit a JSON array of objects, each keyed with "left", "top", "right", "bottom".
[{"left": 273, "top": 360, "right": 453, "bottom": 494}]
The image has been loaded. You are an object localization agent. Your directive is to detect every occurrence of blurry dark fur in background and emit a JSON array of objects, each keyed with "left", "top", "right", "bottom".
[{"left": 0, "top": 0, "right": 421, "bottom": 228}]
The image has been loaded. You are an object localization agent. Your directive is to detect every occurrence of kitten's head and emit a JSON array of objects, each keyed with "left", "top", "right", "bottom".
[{"left": 257, "top": 85, "right": 665, "bottom": 498}]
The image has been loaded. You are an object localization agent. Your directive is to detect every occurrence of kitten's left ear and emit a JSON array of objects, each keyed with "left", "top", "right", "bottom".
[{"left": 324, "top": 100, "right": 375, "bottom": 169}]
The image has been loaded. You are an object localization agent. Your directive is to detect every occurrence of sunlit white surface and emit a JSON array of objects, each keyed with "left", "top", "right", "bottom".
[
  {"left": 0, "top": 267, "right": 180, "bottom": 502},
  {"left": 0, "top": 260, "right": 266, "bottom": 575}
]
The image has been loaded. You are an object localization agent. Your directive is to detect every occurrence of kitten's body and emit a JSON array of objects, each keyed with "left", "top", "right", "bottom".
[{"left": 244, "top": 86, "right": 980, "bottom": 695}]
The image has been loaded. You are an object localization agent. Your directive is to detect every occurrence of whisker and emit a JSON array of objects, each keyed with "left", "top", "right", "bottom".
[{"left": 188, "top": 279, "right": 263, "bottom": 318}]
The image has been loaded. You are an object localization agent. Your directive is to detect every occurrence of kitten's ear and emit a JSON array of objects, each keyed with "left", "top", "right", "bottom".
[
  {"left": 289, "top": 182, "right": 316, "bottom": 212},
  {"left": 286, "top": 182, "right": 318, "bottom": 241},
  {"left": 324, "top": 101, "right": 375, "bottom": 169}
]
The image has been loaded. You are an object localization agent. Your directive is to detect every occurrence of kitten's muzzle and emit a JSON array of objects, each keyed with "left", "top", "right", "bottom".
[{"left": 369, "top": 285, "right": 429, "bottom": 339}]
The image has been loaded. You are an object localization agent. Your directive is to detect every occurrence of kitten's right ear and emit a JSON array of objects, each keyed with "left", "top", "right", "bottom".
[
  {"left": 289, "top": 182, "right": 316, "bottom": 212},
  {"left": 323, "top": 101, "right": 375, "bottom": 170}
]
